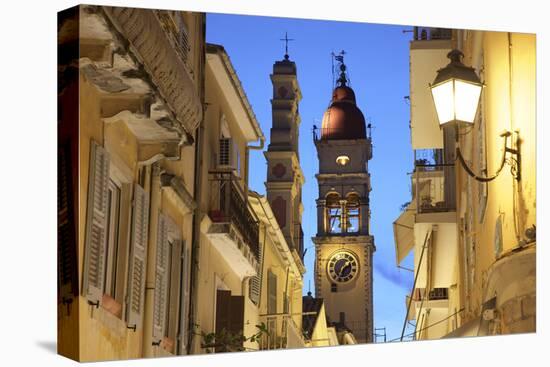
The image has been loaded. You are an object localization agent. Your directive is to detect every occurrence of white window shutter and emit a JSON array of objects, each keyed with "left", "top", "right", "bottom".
[
  {"left": 249, "top": 237, "right": 263, "bottom": 305},
  {"left": 153, "top": 213, "right": 170, "bottom": 343},
  {"left": 127, "top": 184, "right": 150, "bottom": 330},
  {"left": 83, "top": 141, "right": 110, "bottom": 305}
]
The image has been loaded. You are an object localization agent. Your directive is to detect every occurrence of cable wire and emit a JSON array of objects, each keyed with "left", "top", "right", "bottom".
[{"left": 389, "top": 308, "right": 465, "bottom": 343}]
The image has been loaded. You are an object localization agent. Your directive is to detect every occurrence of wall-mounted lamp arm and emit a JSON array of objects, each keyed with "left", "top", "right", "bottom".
[{"left": 455, "top": 132, "right": 520, "bottom": 182}]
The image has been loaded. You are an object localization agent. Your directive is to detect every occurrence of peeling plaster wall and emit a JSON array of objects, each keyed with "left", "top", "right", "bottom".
[
  {"left": 59, "top": 5, "right": 205, "bottom": 361},
  {"left": 456, "top": 31, "right": 536, "bottom": 333}
]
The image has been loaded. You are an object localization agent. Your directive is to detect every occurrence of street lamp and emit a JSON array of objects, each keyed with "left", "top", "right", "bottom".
[
  {"left": 430, "top": 49, "right": 483, "bottom": 127},
  {"left": 429, "top": 49, "right": 520, "bottom": 182}
]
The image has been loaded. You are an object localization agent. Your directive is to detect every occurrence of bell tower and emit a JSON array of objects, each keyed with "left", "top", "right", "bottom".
[
  {"left": 312, "top": 53, "right": 375, "bottom": 343},
  {"left": 265, "top": 40, "right": 305, "bottom": 260}
]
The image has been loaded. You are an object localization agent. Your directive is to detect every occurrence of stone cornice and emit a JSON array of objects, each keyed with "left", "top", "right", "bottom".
[{"left": 103, "top": 7, "right": 202, "bottom": 135}]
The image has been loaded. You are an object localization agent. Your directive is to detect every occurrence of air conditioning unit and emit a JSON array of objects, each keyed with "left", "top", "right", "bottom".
[{"left": 218, "top": 138, "right": 239, "bottom": 171}]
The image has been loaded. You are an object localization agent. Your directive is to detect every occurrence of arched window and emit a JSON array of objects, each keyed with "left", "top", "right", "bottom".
[
  {"left": 326, "top": 193, "right": 342, "bottom": 234},
  {"left": 345, "top": 193, "right": 360, "bottom": 233}
]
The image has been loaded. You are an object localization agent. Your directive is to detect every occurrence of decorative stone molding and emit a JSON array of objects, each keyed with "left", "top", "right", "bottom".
[
  {"left": 103, "top": 7, "right": 202, "bottom": 135},
  {"left": 160, "top": 173, "right": 197, "bottom": 214}
]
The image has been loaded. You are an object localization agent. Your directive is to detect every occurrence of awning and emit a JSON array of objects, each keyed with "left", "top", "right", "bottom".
[{"left": 393, "top": 201, "right": 416, "bottom": 264}]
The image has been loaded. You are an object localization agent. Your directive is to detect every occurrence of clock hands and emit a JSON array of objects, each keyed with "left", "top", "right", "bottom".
[{"left": 338, "top": 260, "right": 351, "bottom": 277}]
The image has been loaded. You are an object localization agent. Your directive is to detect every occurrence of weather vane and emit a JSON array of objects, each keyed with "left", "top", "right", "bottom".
[
  {"left": 280, "top": 31, "right": 294, "bottom": 60},
  {"left": 331, "top": 50, "right": 348, "bottom": 86}
]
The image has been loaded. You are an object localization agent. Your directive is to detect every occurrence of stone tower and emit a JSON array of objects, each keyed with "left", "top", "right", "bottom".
[
  {"left": 265, "top": 51, "right": 305, "bottom": 260},
  {"left": 312, "top": 55, "right": 375, "bottom": 343}
]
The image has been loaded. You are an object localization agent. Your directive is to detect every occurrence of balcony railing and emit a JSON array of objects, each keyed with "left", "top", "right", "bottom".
[
  {"left": 259, "top": 314, "right": 304, "bottom": 350},
  {"left": 413, "top": 27, "right": 452, "bottom": 41},
  {"left": 208, "top": 170, "right": 260, "bottom": 260},
  {"left": 313, "top": 127, "right": 371, "bottom": 141},
  {"left": 414, "top": 163, "right": 456, "bottom": 214},
  {"left": 154, "top": 11, "right": 191, "bottom": 70},
  {"left": 412, "top": 288, "right": 449, "bottom": 301}
]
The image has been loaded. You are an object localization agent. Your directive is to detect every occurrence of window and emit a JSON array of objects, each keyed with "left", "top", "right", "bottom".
[
  {"left": 83, "top": 142, "right": 145, "bottom": 323},
  {"left": 331, "top": 283, "right": 338, "bottom": 293},
  {"left": 267, "top": 270, "right": 278, "bottom": 315},
  {"left": 152, "top": 213, "right": 185, "bottom": 354},
  {"left": 104, "top": 180, "right": 121, "bottom": 299},
  {"left": 326, "top": 193, "right": 342, "bottom": 234},
  {"left": 345, "top": 193, "right": 360, "bottom": 233},
  {"left": 428, "top": 288, "right": 449, "bottom": 300},
  {"left": 218, "top": 114, "right": 241, "bottom": 177},
  {"left": 325, "top": 192, "right": 361, "bottom": 234}
]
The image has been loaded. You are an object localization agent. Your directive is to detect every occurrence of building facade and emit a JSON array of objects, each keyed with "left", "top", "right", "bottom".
[
  {"left": 394, "top": 27, "right": 536, "bottom": 340},
  {"left": 312, "top": 56, "right": 375, "bottom": 344},
  {"left": 190, "top": 43, "right": 264, "bottom": 354},
  {"left": 58, "top": 5, "right": 204, "bottom": 361},
  {"left": 58, "top": 6, "right": 349, "bottom": 361},
  {"left": 248, "top": 192, "right": 306, "bottom": 350}
]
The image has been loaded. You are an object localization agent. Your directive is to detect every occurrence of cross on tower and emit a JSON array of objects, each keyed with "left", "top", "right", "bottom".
[{"left": 280, "top": 32, "right": 294, "bottom": 60}]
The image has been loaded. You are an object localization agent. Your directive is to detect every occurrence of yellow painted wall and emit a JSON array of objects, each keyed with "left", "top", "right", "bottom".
[
  {"left": 456, "top": 31, "right": 536, "bottom": 329},
  {"left": 191, "top": 60, "right": 260, "bottom": 354},
  {"left": 63, "top": 8, "right": 204, "bottom": 361}
]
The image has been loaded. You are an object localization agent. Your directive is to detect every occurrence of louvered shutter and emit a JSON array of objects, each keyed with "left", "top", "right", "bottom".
[
  {"left": 249, "top": 238, "right": 263, "bottom": 305},
  {"left": 127, "top": 184, "right": 150, "bottom": 329},
  {"left": 178, "top": 245, "right": 191, "bottom": 354},
  {"left": 153, "top": 213, "right": 170, "bottom": 343},
  {"left": 58, "top": 143, "right": 78, "bottom": 303},
  {"left": 166, "top": 239, "right": 182, "bottom": 350},
  {"left": 215, "top": 290, "right": 244, "bottom": 352},
  {"left": 268, "top": 270, "right": 277, "bottom": 315},
  {"left": 82, "top": 141, "right": 110, "bottom": 304}
]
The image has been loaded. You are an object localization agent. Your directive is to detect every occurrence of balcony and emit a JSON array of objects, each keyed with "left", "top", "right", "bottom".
[
  {"left": 413, "top": 163, "right": 456, "bottom": 216},
  {"left": 410, "top": 288, "right": 450, "bottom": 313},
  {"left": 259, "top": 314, "right": 305, "bottom": 350},
  {"left": 413, "top": 27, "right": 452, "bottom": 41},
  {"left": 206, "top": 170, "right": 260, "bottom": 278}
]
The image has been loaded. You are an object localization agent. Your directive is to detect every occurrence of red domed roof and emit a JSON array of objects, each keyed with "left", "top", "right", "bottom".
[
  {"left": 332, "top": 86, "right": 356, "bottom": 103},
  {"left": 321, "top": 86, "right": 366, "bottom": 140}
]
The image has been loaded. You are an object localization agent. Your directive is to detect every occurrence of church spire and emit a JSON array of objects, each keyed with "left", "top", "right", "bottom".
[{"left": 280, "top": 31, "right": 294, "bottom": 60}]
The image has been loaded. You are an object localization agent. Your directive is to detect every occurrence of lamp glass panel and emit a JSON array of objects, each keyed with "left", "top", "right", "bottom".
[
  {"left": 454, "top": 80, "right": 482, "bottom": 123},
  {"left": 431, "top": 81, "right": 455, "bottom": 125}
]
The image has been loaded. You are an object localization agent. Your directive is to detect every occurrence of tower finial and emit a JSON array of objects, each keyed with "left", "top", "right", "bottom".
[
  {"left": 333, "top": 50, "right": 348, "bottom": 86},
  {"left": 280, "top": 31, "right": 294, "bottom": 60}
]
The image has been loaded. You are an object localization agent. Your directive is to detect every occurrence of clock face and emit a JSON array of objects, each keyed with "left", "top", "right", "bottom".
[{"left": 327, "top": 251, "right": 359, "bottom": 283}]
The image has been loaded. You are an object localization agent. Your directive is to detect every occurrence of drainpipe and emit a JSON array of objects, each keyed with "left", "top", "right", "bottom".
[
  {"left": 244, "top": 137, "right": 265, "bottom": 207},
  {"left": 187, "top": 15, "right": 207, "bottom": 355}
]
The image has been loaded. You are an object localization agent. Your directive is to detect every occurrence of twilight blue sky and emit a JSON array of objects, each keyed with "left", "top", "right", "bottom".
[{"left": 207, "top": 12, "right": 416, "bottom": 342}]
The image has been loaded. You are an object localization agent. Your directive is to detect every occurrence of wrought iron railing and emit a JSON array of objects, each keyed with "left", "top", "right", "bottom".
[
  {"left": 154, "top": 11, "right": 192, "bottom": 70},
  {"left": 208, "top": 170, "right": 260, "bottom": 260},
  {"left": 428, "top": 288, "right": 449, "bottom": 300},
  {"left": 413, "top": 27, "right": 452, "bottom": 41},
  {"left": 414, "top": 163, "right": 456, "bottom": 214},
  {"left": 313, "top": 127, "right": 369, "bottom": 141},
  {"left": 412, "top": 288, "right": 449, "bottom": 301}
]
